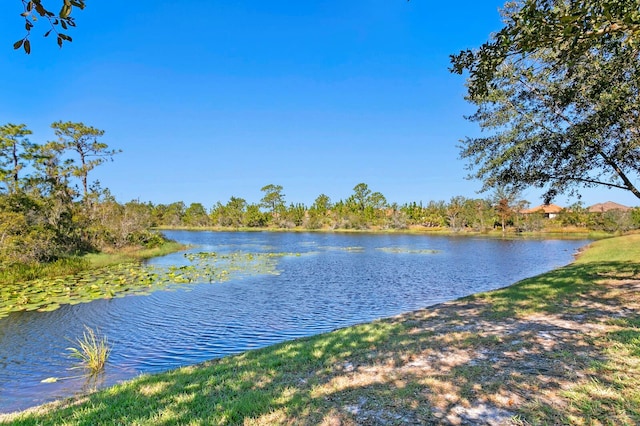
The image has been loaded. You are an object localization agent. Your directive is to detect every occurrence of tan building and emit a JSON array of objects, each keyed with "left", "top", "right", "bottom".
[{"left": 520, "top": 203, "right": 564, "bottom": 219}]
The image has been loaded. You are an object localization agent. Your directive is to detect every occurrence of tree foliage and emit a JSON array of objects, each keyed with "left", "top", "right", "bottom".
[
  {"left": 0, "top": 124, "right": 34, "bottom": 193},
  {"left": 183, "top": 203, "right": 210, "bottom": 227},
  {"left": 451, "top": 0, "right": 640, "bottom": 202},
  {"left": 0, "top": 122, "right": 164, "bottom": 265},
  {"left": 260, "top": 184, "right": 286, "bottom": 222},
  {"left": 492, "top": 185, "right": 526, "bottom": 232},
  {"left": 452, "top": 0, "right": 640, "bottom": 98},
  {"left": 51, "top": 121, "right": 120, "bottom": 200},
  {"left": 15, "top": 0, "right": 85, "bottom": 53},
  {"left": 211, "top": 197, "right": 247, "bottom": 228}
]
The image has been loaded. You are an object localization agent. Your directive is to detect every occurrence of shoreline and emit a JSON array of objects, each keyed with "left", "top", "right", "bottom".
[
  {"left": 157, "top": 224, "right": 611, "bottom": 240},
  {"left": 2, "top": 234, "right": 639, "bottom": 424}
]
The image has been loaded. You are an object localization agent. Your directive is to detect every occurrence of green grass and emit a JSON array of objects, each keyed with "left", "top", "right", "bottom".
[
  {"left": 3, "top": 321, "right": 406, "bottom": 425},
  {"left": 0, "top": 257, "right": 91, "bottom": 284},
  {"left": 82, "top": 241, "right": 187, "bottom": 267},
  {"left": 463, "top": 234, "right": 640, "bottom": 318},
  {"left": 2, "top": 234, "right": 640, "bottom": 425},
  {"left": 0, "top": 242, "right": 186, "bottom": 284},
  {"left": 575, "top": 234, "right": 640, "bottom": 264}
]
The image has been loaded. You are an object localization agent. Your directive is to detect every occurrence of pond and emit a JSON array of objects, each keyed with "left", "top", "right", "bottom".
[{"left": 0, "top": 231, "right": 590, "bottom": 413}]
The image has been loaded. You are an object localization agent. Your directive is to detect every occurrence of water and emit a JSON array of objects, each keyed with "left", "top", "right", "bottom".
[{"left": 0, "top": 231, "right": 590, "bottom": 413}]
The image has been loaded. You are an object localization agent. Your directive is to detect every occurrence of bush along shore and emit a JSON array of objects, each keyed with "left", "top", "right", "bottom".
[{"left": 2, "top": 234, "right": 640, "bottom": 425}]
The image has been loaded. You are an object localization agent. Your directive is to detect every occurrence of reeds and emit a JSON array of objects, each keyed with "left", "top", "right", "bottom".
[{"left": 67, "top": 326, "right": 111, "bottom": 374}]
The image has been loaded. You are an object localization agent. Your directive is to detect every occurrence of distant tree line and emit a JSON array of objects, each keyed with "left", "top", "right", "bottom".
[
  {"left": 0, "top": 122, "right": 162, "bottom": 265},
  {"left": 146, "top": 183, "right": 640, "bottom": 234}
]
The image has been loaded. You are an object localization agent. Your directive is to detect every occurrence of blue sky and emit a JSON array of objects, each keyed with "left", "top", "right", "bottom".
[{"left": 1, "top": 0, "right": 638, "bottom": 209}]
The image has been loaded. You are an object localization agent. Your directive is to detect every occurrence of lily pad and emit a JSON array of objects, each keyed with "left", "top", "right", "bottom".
[{"left": 0, "top": 251, "right": 299, "bottom": 319}]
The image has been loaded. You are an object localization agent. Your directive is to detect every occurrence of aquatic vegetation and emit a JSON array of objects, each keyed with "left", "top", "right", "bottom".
[
  {"left": 0, "top": 251, "right": 299, "bottom": 319},
  {"left": 67, "top": 326, "right": 111, "bottom": 375},
  {"left": 0, "top": 262, "right": 160, "bottom": 319},
  {"left": 342, "top": 246, "right": 365, "bottom": 252},
  {"left": 179, "top": 251, "right": 290, "bottom": 282}
]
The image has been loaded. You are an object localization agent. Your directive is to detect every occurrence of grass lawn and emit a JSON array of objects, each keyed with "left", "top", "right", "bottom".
[{"left": 2, "top": 235, "right": 640, "bottom": 425}]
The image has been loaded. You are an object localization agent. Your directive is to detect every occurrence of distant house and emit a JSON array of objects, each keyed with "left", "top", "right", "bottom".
[
  {"left": 520, "top": 203, "right": 564, "bottom": 219},
  {"left": 587, "top": 201, "right": 631, "bottom": 213}
]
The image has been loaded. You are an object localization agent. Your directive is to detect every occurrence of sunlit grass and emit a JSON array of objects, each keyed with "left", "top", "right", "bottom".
[
  {"left": 0, "top": 257, "right": 90, "bottom": 284},
  {"left": 462, "top": 233, "right": 640, "bottom": 318},
  {"left": 575, "top": 233, "right": 640, "bottom": 264},
  {"left": 83, "top": 241, "right": 187, "bottom": 267},
  {"left": 0, "top": 242, "right": 186, "bottom": 285},
  {"left": 67, "top": 327, "right": 111, "bottom": 375}
]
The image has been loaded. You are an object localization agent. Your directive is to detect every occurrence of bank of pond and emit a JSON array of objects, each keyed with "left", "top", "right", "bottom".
[{"left": 0, "top": 231, "right": 593, "bottom": 414}]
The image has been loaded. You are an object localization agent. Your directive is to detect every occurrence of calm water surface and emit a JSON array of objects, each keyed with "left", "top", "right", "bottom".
[{"left": 0, "top": 231, "right": 590, "bottom": 413}]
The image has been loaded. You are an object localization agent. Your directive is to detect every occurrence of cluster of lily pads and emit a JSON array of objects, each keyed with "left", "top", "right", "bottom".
[
  {"left": 1, "top": 247, "right": 439, "bottom": 319},
  {"left": 0, "top": 251, "right": 297, "bottom": 319}
]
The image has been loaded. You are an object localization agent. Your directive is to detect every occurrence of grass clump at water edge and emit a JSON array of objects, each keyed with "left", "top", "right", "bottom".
[{"left": 67, "top": 326, "right": 111, "bottom": 375}]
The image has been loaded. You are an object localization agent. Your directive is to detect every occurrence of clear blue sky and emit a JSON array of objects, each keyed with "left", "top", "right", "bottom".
[{"left": 1, "top": 1, "right": 637, "bottom": 209}]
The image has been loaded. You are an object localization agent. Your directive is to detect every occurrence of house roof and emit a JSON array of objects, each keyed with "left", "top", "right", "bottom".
[
  {"left": 588, "top": 201, "right": 631, "bottom": 213},
  {"left": 520, "top": 203, "right": 564, "bottom": 214}
]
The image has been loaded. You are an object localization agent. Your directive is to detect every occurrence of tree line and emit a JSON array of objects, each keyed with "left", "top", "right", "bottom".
[
  {"left": 0, "top": 121, "right": 161, "bottom": 265},
  {"left": 148, "top": 183, "right": 640, "bottom": 234}
]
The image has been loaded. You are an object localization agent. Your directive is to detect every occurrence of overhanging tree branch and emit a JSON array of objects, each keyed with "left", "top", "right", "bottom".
[
  {"left": 451, "top": 0, "right": 640, "bottom": 202},
  {"left": 15, "top": 0, "right": 85, "bottom": 54}
]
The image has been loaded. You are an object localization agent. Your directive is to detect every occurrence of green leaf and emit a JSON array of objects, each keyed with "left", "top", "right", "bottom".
[
  {"left": 13, "top": 39, "right": 24, "bottom": 50},
  {"left": 559, "top": 14, "right": 580, "bottom": 23},
  {"left": 59, "top": 4, "right": 72, "bottom": 19}
]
